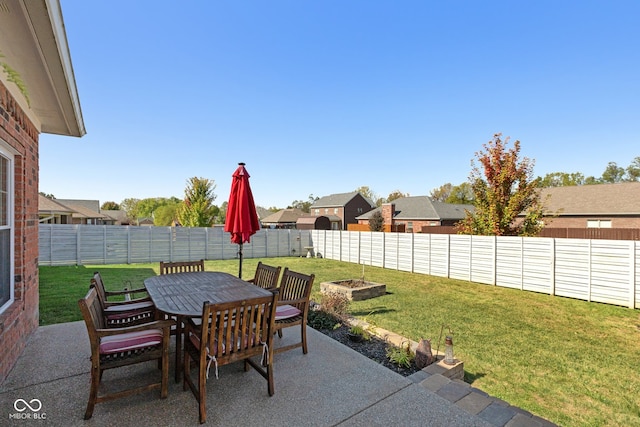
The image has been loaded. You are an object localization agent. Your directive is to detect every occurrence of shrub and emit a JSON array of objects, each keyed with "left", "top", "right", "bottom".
[{"left": 386, "top": 341, "right": 414, "bottom": 369}]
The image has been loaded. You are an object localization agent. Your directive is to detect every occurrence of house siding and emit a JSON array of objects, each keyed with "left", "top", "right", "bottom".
[
  {"left": 545, "top": 216, "right": 640, "bottom": 228},
  {"left": 0, "top": 82, "right": 40, "bottom": 383}
]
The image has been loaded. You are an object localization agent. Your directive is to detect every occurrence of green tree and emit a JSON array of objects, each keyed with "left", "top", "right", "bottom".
[
  {"left": 601, "top": 162, "right": 625, "bottom": 183},
  {"left": 100, "top": 201, "right": 120, "bottom": 210},
  {"left": 368, "top": 210, "right": 384, "bottom": 231},
  {"left": 176, "top": 177, "right": 217, "bottom": 227},
  {"left": 430, "top": 184, "right": 453, "bottom": 202},
  {"left": 386, "top": 190, "right": 408, "bottom": 202},
  {"left": 539, "top": 172, "right": 585, "bottom": 187},
  {"left": 154, "top": 202, "right": 181, "bottom": 226},
  {"left": 120, "top": 198, "right": 140, "bottom": 223},
  {"left": 288, "top": 194, "right": 318, "bottom": 213},
  {"left": 625, "top": 157, "right": 640, "bottom": 182},
  {"left": 459, "top": 133, "right": 545, "bottom": 237},
  {"left": 446, "top": 182, "right": 474, "bottom": 204}
]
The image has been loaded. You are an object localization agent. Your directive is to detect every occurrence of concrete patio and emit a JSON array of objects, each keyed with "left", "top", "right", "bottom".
[{"left": 0, "top": 322, "right": 555, "bottom": 426}]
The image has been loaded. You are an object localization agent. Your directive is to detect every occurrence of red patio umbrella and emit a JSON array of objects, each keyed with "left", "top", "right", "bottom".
[{"left": 224, "top": 162, "right": 260, "bottom": 278}]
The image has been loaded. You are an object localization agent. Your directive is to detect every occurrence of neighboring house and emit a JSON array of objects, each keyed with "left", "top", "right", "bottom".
[
  {"left": 308, "top": 192, "right": 375, "bottom": 230},
  {"left": 261, "top": 208, "right": 304, "bottom": 229},
  {"left": 38, "top": 195, "right": 74, "bottom": 224},
  {"left": 101, "top": 209, "right": 130, "bottom": 225},
  {"left": 0, "top": 0, "right": 85, "bottom": 383},
  {"left": 55, "top": 199, "right": 109, "bottom": 224},
  {"left": 356, "top": 196, "right": 473, "bottom": 233},
  {"left": 540, "top": 182, "right": 640, "bottom": 228}
]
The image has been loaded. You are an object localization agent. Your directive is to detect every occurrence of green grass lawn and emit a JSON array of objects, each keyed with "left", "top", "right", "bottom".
[{"left": 39, "top": 257, "right": 640, "bottom": 426}]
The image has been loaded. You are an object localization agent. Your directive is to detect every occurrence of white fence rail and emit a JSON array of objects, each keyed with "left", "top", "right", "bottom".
[
  {"left": 311, "top": 230, "right": 639, "bottom": 309},
  {"left": 38, "top": 225, "right": 312, "bottom": 266}
]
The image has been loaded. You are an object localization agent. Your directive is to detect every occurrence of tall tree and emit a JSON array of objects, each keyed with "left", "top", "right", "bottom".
[
  {"left": 459, "top": 134, "right": 545, "bottom": 237},
  {"left": 539, "top": 172, "right": 585, "bottom": 187},
  {"left": 601, "top": 162, "right": 625, "bottom": 183},
  {"left": 368, "top": 210, "right": 384, "bottom": 231},
  {"left": 288, "top": 194, "right": 318, "bottom": 213},
  {"left": 446, "top": 182, "right": 474, "bottom": 204},
  {"left": 625, "top": 157, "right": 640, "bottom": 182},
  {"left": 386, "top": 190, "right": 408, "bottom": 202},
  {"left": 176, "top": 177, "right": 217, "bottom": 227},
  {"left": 101, "top": 201, "right": 120, "bottom": 210},
  {"left": 430, "top": 183, "right": 453, "bottom": 202},
  {"left": 120, "top": 198, "right": 140, "bottom": 223},
  {"left": 355, "top": 186, "right": 379, "bottom": 204}
]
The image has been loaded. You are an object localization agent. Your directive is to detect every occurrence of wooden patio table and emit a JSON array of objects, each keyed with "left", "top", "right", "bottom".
[{"left": 144, "top": 271, "right": 272, "bottom": 382}]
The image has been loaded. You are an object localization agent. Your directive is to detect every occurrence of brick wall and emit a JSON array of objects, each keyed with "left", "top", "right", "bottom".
[{"left": 0, "top": 81, "right": 40, "bottom": 384}]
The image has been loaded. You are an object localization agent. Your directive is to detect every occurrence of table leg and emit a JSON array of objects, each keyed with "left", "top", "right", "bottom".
[{"left": 174, "top": 315, "right": 183, "bottom": 383}]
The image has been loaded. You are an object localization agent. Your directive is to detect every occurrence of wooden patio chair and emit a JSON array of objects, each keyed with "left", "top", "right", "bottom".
[
  {"left": 90, "top": 272, "right": 155, "bottom": 327},
  {"left": 78, "top": 288, "right": 174, "bottom": 420},
  {"left": 273, "top": 268, "right": 315, "bottom": 354},
  {"left": 159, "top": 259, "right": 205, "bottom": 275},
  {"left": 183, "top": 291, "right": 279, "bottom": 424},
  {"left": 247, "top": 261, "right": 281, "bottom": 290},
  {"left": 158, "top": 259, "right": 206, "bottom": 339}
]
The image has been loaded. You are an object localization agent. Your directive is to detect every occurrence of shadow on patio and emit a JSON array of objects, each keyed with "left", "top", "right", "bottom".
[{"left": 0, "top": 322, "right": 551, "bottom": 426}]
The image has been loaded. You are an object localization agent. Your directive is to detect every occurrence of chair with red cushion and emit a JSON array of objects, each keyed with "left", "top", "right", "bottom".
[
  {"left": 183, "top": 291, "right": 279, "bottom": 424},
  {"left": 273, "top": 268, "right": 315, "bottom": 354},
  {"left": 78, "top": 288, "right": 174, "bottom": 420},
  {"left": 90, "top": 272, "right": 156, "bottom": 327}
]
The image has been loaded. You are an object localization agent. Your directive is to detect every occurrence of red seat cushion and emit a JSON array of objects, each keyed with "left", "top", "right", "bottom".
[
  {"left": 275, "top": 304, "right": 301, "bottom": 320},
  {"left": 100, "top": 329, "right": 163, "bottom": 354}
]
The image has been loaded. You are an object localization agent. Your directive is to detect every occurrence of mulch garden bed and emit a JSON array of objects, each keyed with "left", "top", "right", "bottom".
[{"left": 314, "top": 323, "right": 421, "bottom": 377}]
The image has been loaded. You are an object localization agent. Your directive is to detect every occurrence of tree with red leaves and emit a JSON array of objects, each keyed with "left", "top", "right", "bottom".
[{"left": 458, "top": 134, "right": 545, "bottom": 236}]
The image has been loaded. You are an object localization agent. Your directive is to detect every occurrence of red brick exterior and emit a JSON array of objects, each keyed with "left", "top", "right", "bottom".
[{"left": 0, "top": 81, "right": 40, "bottom": 384}]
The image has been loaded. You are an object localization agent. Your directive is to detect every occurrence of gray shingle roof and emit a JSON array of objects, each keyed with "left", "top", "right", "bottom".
[
  {"left": 311, "top": 192, "right": 374, "bottom": 208},
  {"left": 356, "top": 196, "right": 473, "bottom": 221}
]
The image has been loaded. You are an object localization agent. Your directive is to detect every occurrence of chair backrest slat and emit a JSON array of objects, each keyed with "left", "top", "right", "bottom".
[
  {"left": 78, "top": 288, "right": 106, "bottom": 339},
  {"left": 251, "top": 262, "right": 281, "bottom": 289},
  {"left": 160, "top": 260, "right": 205, "bottom": 275},
  {"left": 278, "top": 268, "right": 314, "bottom": 304},
  {"left": 199, "top": 292, "right": 278, "bottom": 362}
]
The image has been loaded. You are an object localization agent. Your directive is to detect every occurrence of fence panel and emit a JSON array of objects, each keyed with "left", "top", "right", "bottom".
[
  {"left": 413, "top": 234, "right": 431, "bottom": 275},
  {"left": 470, "top": 235, "right": 495, "bottom": 285},
  {"left": 359, "top": 232, "right": 372, "bottom": 266},
  {"left": 370, "top": 232, "right": 384, "bottom": 268},
  {"left": 554, "top": 239, "right": 591, "bottom": 300},
  {"left": 522, "top": 237, "right": 554, "bottom": 294},
  {"left": 496, "top": 237, "right": 523, "bottom": 289},
  {"left": 589, "top": 240, "right": 634, "bottom": 307},
  {"left": 429, "top": 235, "right": 450, "bottom": 277},
  {"left": 384, "top": 233, "right": 399, "bottom": 270},
  {"left": 449, "top": 235, "right": 471, "bottom": 281},
  {"left": 397, "top": 234, "right": 414, "bottom": 272}
]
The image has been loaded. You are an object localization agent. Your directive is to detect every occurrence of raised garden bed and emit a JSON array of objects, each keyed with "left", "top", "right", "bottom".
[{"left": 320, "top": 279, "right": 386, "bottom": 301}]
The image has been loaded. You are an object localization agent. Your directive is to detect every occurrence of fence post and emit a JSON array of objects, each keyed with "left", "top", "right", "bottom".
[{"left": 629, "top": 242, "right": 636, "bottom": 309}]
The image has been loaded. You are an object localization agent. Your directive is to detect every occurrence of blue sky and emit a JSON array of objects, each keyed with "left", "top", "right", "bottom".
[{"left": 39, "top": 1, "right": 639, "bottom": 209}]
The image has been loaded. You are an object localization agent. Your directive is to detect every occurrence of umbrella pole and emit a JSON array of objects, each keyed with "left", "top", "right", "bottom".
[{"left": 238, "top": 243, "right": 243, "bottom": 279}]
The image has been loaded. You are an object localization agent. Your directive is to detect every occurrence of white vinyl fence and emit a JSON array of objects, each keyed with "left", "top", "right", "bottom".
[
  {"left": 311, "top": 230, "right": 640, "bottom": 309},
  {"left": 38, "top": 225, "right": 639, "bottom": 309},
  {"left": 38, "top": 224, "right": 312, "bottom": 266}
]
